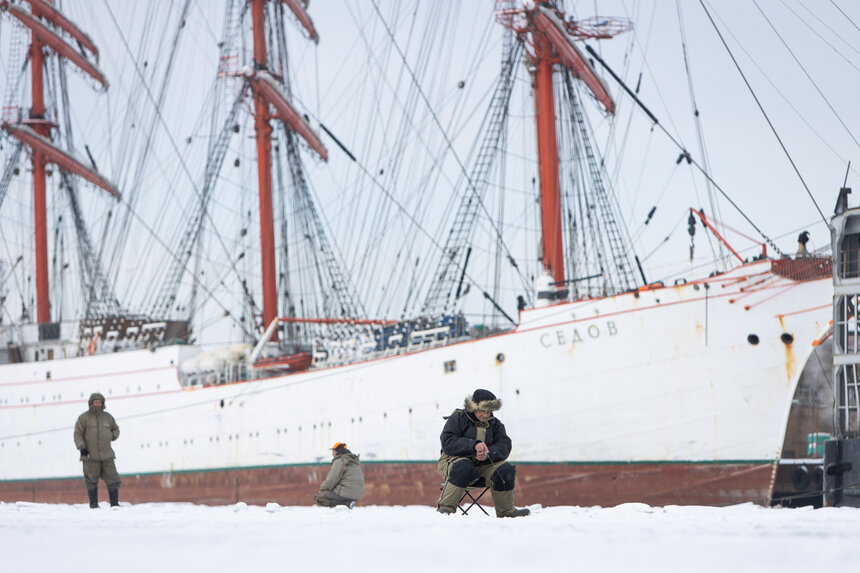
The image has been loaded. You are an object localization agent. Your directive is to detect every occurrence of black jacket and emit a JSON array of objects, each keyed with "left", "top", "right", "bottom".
[{"left": 440, "top": 409, "right": 512, "bottom": 464}]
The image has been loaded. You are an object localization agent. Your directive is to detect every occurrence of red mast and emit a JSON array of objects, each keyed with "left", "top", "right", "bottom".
[
  {"left": 250, "top": 0, "right": 278, "bottom": 342},
  {"left": 3, "top": 2, "right": 113, "bottom": 325},
  {"left": 533, "top": 33, "right": 564, "bottom": 285},
  {"left": 30, "top": 36, "right": 49, "bottom": 323},
  {"left": 244, "top": 0, "right": 327, "bottom": 343},
  {"left": 496, "top": 2, "right": 628, "bottom": 295}
]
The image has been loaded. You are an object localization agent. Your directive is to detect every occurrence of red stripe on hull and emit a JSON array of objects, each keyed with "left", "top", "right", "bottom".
[{"left": 0, "top": 462, "right": 772, "bottom": 507}]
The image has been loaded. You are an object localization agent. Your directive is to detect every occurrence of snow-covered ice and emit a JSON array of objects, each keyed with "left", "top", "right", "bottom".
[{"left": 3, "top": 501, "right": 860, "bottom": 572}]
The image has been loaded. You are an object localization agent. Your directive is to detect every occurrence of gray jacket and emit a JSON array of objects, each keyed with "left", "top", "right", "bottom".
[
  {"left": 73, "top": 392, "right": 120, "bottom": 461},
  {"left": 320, "top": 451, "right": 365, "bottom": 500}
]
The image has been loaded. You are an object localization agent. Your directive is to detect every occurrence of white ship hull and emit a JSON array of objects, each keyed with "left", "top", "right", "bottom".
[{"left": 0, "top": 260, "right": 833, "bottom": 506}]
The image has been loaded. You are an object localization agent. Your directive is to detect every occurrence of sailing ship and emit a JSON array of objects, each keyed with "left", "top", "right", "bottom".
[{"left": 0, "top": 0, "right": 848, "bottom": 507}]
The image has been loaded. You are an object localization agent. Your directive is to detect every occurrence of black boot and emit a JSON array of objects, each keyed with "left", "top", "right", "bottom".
[
  {"left": 87, "top": 488, "right": 99, "bottom": 509},
  {"left": 108, "top": 488, "right": 119, "bottom": 507}
]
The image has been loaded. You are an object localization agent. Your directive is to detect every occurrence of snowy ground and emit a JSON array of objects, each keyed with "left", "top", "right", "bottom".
[{"left": 3, "top": 501, "right": 860, "bottom": 572}]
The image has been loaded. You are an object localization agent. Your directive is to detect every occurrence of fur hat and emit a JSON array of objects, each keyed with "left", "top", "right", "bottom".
[{"left": 464, "top": 389, "right": 502, "bottom": 413}]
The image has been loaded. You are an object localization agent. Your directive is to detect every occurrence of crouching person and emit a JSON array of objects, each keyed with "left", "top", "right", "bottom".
[
  {"left": 73, "top": 392, "right": 121, "bottom": 508},
  {"left": 314, "top": 442, "right": 365, "bottom": 508},
  {"left": 437, "top": 389, "right": 530, "bottom": 517}
]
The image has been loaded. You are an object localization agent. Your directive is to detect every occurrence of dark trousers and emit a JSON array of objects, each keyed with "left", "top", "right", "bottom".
[
  {"left": 83, "top": 459, "right": 121, "bottom": 491},
  {"left": 314, "top": 490, "right": 354, "bottom": 507}
]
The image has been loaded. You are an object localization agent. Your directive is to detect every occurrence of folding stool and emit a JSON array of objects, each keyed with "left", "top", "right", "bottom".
[{"left": 440, "top": 479, "right": 491, "bottom": 516}]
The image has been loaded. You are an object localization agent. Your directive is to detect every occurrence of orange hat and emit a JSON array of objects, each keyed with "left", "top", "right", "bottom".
[{"left": 331, "top": 442, "right": 346, "bottom": 451}]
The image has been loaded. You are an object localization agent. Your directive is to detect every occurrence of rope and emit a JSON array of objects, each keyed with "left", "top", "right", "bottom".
[
  {"left": 368, "top": 1, "right": 529, "bottom": 299},
  {"left": 699, "top": 0, "right": 829, "bottom": 229},
  {"left": 586, "top": 42, "right": 788, "bottom": 259},
  {"left": 101, "top": 0, "right": 253, "bottom": 337},
  {"left": 754, "top": 0, "right": 860, "bottom": 152}
]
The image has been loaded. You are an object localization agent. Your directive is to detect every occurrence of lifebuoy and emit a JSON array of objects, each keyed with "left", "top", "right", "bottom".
[{"left": 87, "top": 337, "right": 97, "bottom": 355}]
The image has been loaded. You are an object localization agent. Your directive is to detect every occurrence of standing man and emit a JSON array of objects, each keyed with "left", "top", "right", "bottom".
[
  {"left": 437, "top": 388, "right": 530, "bottom": 517},
  {"left": 314, "top": 442, "right": 365, "bottom": 508},
  {"left": 73, "top": 392, "right": 121, "bottom": 508}
]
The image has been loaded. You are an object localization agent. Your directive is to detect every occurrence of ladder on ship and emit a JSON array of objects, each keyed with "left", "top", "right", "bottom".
[
  {"left": 564, "top": 70, "right": 636, "bottom": 294},
  {"left": 422, "top": 38, "right": 522, "bottom": 317},
  {"left": 282, "top": 125, "right": 366, "bottom": 321},
  {"left": 147, "top": 93, "right": 245, "bottom": 320}
]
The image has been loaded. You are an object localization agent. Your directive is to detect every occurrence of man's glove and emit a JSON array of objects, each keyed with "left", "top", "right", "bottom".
[{"left": 80, "top": 448, "right": 89, "bottom": 457}]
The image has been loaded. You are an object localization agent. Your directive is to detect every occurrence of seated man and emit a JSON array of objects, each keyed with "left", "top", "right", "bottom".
[
  {"left": 314, "top": 442, "right": 365, "bottom": 508},
  {"left": 437, "top": 389, "right": 530, "bottom": 517}
]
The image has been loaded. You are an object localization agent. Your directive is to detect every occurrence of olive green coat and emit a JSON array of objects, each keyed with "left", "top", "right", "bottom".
[
  {"left": 320, "top": 452, "right": 365, "bottom": 500},
  {"left": 73, "top": 392, "right": 120, "bottom": 461}
]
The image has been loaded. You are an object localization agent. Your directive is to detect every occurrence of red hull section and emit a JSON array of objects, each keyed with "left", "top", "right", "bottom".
[{"left": 0, "top": 462, "right": 772, "bottom": 507}]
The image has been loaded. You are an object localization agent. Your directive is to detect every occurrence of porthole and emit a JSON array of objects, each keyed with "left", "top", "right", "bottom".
[
  {"left": 747, "top": 334, "right": 760, "bottom": 345},
  {"left": 781, "top": 333, "right": 794, "bottom": 345}
]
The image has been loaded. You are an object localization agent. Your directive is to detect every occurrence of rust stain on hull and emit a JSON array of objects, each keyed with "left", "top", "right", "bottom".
[{"left": 0, "top": 463, "right": 773, "bottom": 507}]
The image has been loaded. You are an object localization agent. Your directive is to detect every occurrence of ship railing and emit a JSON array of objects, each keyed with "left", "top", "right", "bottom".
[
  {"left": 180, "top": 362, "right": 250, "bottom": 388},
  {"left": 179, "top": 328, "right": 474, "bottom": 376},
  {"left": 309, "top": 328, "right": 470, "bottom": 367}
]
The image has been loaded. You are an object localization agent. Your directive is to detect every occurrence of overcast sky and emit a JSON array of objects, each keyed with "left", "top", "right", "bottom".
[{"left": 1, "top": 1, "right": 858, "bottom": 337}]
